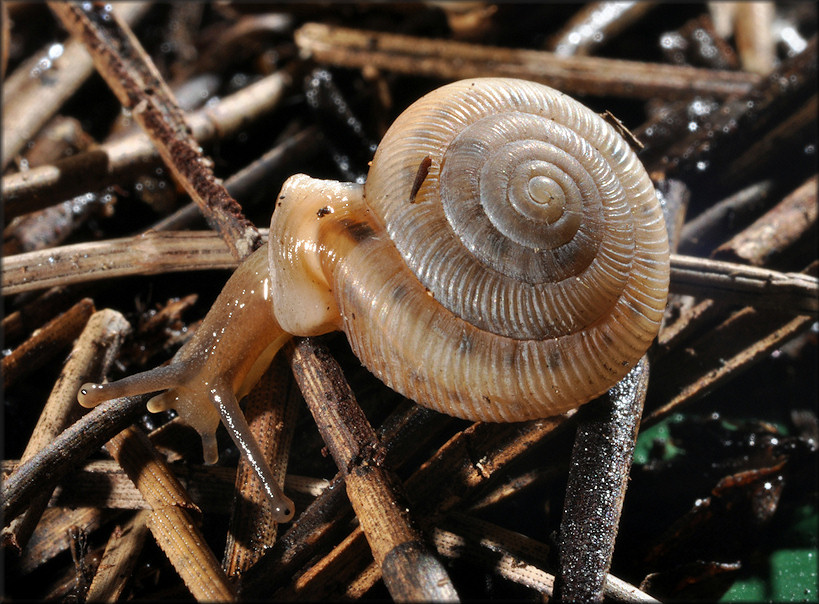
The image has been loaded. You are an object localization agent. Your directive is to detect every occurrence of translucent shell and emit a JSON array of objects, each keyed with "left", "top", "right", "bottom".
[
  {"left": 335, "top": 78, "right": 670, "bottom": 421},
  {"left": 78, "top": 78, "right": 670, "bottom": 523}
]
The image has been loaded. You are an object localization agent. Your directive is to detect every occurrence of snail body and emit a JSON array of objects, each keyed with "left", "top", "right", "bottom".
[{"left": 79, "top": 78, "right": 670, "bottom": 521}]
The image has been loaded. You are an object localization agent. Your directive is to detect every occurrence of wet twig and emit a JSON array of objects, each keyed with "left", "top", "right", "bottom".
[
  {"left": 1, "top": 3, "right": 150, "bottom": 170},
  {"left": 2, "top": 70, "right": 291, "bottom": 218},
  {"left": 555, "top": 359, "right": 651, "bottom": 600}
]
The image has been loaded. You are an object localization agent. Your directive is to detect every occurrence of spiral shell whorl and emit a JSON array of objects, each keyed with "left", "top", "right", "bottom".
[
  {"left": 344, "top": 78, "right": 669, "bottom": 421},
  {"left": 364, "top": 78, "right": 667, "bottom": 341}
]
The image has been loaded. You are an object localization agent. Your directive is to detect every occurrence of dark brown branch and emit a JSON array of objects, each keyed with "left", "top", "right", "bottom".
[
  {"left": 652, "top": 36, "right": 817, "bottom": 184},
  {"left": 47, "top": 2, "right": 260, "bottom": 260},
  {"left": 554, "top": 358, "right": 651, "bottom": 601},
  {"left": 646, "top": 308, "right": 814, "bottom": 427},
  {"left": 713, "top": 175, "right": 818, "bottom": 268},
  {"left": 1, "top": 394, "right": 149, "bottom": 524},
  {"left": 1, "top": 286, "right": 83, "bottom": 347},
  {"left": 18, "top": 506, "right": 121, "bottom": 575},
  {"left": 287, "top": 337, "right": 459, "bottom": 602},
  {"left": 2, "top": 298, "right": 95, "bottom": 389},
  {"left": 679, "top": 180, "right": 774, "bottom": 256},
  {"left": 554, "top": 175, "right": 687, "bottom": 600},
  {"left": 267, "top": 417, "right": 573, "bottom": 599},
  {"left": 1, "top": 459, "right": 238, "bottom": 513},
  {"left": 151, "top": 126, "right": 321, "bottom": 232}
]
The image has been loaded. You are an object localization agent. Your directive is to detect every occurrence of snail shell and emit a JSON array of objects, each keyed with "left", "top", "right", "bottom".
[
  {"left": 79, "top": 78, "right": 670, "bottom": 521},
  {"left": 272, "top": 77, "right": 670, "bottom": 422}
]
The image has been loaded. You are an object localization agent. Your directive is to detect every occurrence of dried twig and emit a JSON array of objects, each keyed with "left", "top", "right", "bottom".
[
  {"left": 105, "top": 427, "right": 236, "bottom": 601},
  {"left": 669, "top": 253, "right": 818, "bottom": 315},
  {"left": 2, "top": 298, "right": 95, "bottom": 389},
  {"left": 547, "top": 1, "right": 657, "bottom": 57},
  {"left": 7, "top": 231, "right": 816, "bottom": 313},
  {"left": 1, "top": 394, "right": 148, "bottom": 524},
  {"left": 1, "top": 2, "right": 149, "bottom": 170},
  {"left": 295, "top": 22, "right": 761, "bottom": 100},
  {"left": 679, "top": 180, "right": 774, "bottom": 255},
  {"left": 646, "top": 307, "right": 814, "bottom": 427},
  {"left": 48, "top": 2, "right": 260, "bottom": 260},
  {"left": 287, "top": 337, "right": 459, "bottom": 601},
  {"left": 17, "top": 506, "right": 121, "bottom": 574},
  {"left": 3, "top": 309, "right": 130, "bottom": 553},
  {"left": 223, "top": 355, "right": 298, "bottom": 577},
  {"left": 652, "top": 36, "right": 817, "bottom": 183},
  {"left": 2, "top": 231, "right": 242, "bottom": 295},
  {"left": 434, "top": 513, "right": 658, "bottom": 602},
  {"left": 1, "top": 459, "right": 238, "bottom": 513},
  {"left": 723, "top": 93, "right": 817, "bottom": 190},
  {"left": 2, "top": 70, "right": 291, "bottom": 218},
  {"left": 261, "top": 415, "right": 572, "bottom": 599},
  {"left": 151, "top": 126, "right": 321, "bottom": 232},
  {"left": 241, "top": 402, "right": 451, "bottom": 597},
  {"left": 85, "top": 510, "right": 151, "bottom": 602},
  {"left": 713, "top": 175, "right": 818, "bottom": 267},
  {"left": 734, "top": 2, "right": 776, "bottom": 75},
  {"left": 1, "top": 286, "right": 83, "bottom": 346}
]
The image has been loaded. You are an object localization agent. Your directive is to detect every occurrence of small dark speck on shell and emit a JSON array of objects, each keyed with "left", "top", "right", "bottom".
[
  {"left": 547, "top": 348, "right": 562, "bottom": 368},
  {"left": 458, "top": 332, "right": 473, "bottom": 354}
]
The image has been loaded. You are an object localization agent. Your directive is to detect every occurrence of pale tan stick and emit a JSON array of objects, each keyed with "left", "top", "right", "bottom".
[
  {"left": 5, "top": 232, "right": 816, "bottom": 314},
  {"left": 1, "top": 2, "right": 149, "bottom": 170},
  {"left": 3, "top": 309, "right": 131, "bottom": 552},
  {"left": 294, "top": 22, "right": 761, "bottom": 100},
  {"left": 105, "top": 427, "right": 236, "bottom": 601},
  {"left": 2, "top": 71, "right": 290, "bottom": 219},
  {"left": 85, "top": 510, "right": 151, "bottom": 602}
]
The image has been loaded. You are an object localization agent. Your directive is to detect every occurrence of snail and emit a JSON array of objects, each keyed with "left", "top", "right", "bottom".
[{"left": 78, "top": 78, "right": 670, "bottom": 522}]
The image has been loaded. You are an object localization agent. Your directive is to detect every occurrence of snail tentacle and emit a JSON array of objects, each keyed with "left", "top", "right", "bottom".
[{"left": 79, "top": 247, "right": 295, "bottom": 522}]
